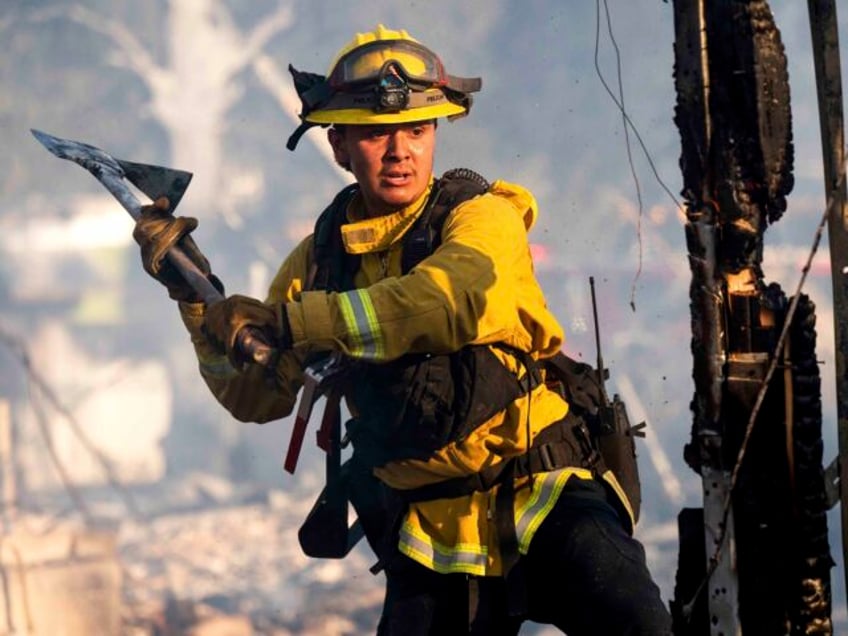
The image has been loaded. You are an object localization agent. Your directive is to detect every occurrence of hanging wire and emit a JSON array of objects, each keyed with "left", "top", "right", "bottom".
[
  {"left": 592, "top": 0, "right": 685, "bottom": 310},
  {"left": 594, "top": 0, "right": 643, "bottom": 311}
]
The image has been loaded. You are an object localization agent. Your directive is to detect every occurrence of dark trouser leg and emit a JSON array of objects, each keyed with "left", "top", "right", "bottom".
[
  {"left": 523, "top": 478, "right": 673, "bottom": 635},
  {"left": 377, "top": 554, "right": 464, "bottom": 636},
  {"left": 377, "top": 553, "right": 522, "bottom": 636}
]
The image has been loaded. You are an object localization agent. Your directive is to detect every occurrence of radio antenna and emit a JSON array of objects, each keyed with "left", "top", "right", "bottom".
[{"left": 589, "top": 276, "right": 606, "bottom": 393}]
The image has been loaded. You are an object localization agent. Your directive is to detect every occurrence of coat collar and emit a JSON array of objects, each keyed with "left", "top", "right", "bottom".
[{"left": 340, "top": 178, "right": 435, "bottom": 254}]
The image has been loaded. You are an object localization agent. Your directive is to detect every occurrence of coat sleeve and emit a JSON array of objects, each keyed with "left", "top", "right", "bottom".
[
  {"left": 284, "top": 189, "right": 564, "bottom": 362},
  {"left": 177, "top": 237, "right": 314, "bottom": 423}
]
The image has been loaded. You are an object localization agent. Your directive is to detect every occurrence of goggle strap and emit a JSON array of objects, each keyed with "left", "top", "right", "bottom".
[
  {"left": 445, "top": 91, "right": 473, "bottom": 120},
  {"left": 318, "top": 89, "right": 456, "bottom": 112},
  {"left": 445, "top": 75, "right": 482, "bottom": 94},
  {"left": 286, "top": 59, "right": 481, "bottom": 147}
]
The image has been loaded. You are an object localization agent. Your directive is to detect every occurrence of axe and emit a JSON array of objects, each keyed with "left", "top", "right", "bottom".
[{"left": 31, "top": 129, "right": 275, "bottom": 367}]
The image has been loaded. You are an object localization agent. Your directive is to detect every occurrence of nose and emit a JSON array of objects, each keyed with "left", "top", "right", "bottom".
[{"left": 385, "top": 130, "right": 411, "bottom": 160}]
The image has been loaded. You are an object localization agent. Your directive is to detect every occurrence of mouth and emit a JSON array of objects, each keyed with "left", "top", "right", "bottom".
[{"left": 380, "top": 171, "right": 412, "bottom": 187}]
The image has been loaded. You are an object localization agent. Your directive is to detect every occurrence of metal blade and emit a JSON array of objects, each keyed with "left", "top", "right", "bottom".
[
  {"left": 31, "top": 129, "right": 193, "bottom": 211},
  {"left": 31, "top": 128, "right": 125, "bottom": 178},
  {"left": 117, "top": 159, "right": 192, "bottom": 211}
]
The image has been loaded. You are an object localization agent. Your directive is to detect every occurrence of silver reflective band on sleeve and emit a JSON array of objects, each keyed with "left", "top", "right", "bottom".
[{"left": 337, "top": 289, "right": 385, "bottom": 360}]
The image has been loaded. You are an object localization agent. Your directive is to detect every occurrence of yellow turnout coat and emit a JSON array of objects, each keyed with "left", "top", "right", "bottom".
[{"left": 178, "top": 177, "right": 630, "bottom": 576}]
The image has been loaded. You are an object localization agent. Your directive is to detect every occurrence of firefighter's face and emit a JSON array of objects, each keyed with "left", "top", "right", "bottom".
[{"left": 329, "top": 121, "right": 435, "bottom": 217}]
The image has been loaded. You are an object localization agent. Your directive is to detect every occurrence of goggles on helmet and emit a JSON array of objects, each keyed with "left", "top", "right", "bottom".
[{"left": 327, "top": 40, "right": 448, "bottom": 92}]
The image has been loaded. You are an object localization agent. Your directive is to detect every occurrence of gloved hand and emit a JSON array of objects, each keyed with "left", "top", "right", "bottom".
[
  {"left": 132, "top": 196, "right": 223, "bottom": 302},
  {"left": 204, "top": 295, "right": 293, "bottom": 368}
]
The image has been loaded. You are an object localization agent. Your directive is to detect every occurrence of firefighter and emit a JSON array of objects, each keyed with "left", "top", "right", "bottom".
[{"left": 132, "top": 24, "right": 672, "bottom": 635}]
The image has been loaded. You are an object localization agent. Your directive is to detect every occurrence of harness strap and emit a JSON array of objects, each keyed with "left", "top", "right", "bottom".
[
  {"left": 495, "top": 460, "right": 527, "bottom": 616},
  {"left": 397, "top": 413, "right": 596, "bottom": 504},
  {"left": 401, "top": 168, "right": 490, "bottom": 273},
  {"left": 308, "top": 184, "right": 360, "bottom": 292}
]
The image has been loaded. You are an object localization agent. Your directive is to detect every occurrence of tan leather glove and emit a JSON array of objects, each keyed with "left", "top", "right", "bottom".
[
  {"left": 132, "top": 197, "right": 223, "bottom": 302},
  {"left": 204, "top": 295, "right": 292, "bottom": 368}
]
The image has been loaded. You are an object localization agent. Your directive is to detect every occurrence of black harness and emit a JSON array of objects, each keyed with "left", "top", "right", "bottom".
[
  {"left": 297, "top": 169, "right": 642, "bottom": 616},
  {"left": 305, "top": 169, "right": 597, "bottom": 476}
]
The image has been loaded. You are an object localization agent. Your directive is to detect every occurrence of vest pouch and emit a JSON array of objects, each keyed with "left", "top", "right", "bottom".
[
  {"left": 596, "top": 397, "right": 642, "bottom": 522},
  {"left": 349, "top": 346, "right": 530, "bottom": 466},
  {"left": 348, "top": 354, "right": 457, "bottom": 465}
]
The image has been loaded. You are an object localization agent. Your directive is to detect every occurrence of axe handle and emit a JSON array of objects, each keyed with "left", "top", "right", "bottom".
[{"left": 97, "top": 168, "right": 277, "bottom": 367}]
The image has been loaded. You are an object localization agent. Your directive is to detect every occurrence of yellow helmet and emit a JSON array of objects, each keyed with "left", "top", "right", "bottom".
[{"left": 287, "top": 24, "right": 481, "bottom": 150}]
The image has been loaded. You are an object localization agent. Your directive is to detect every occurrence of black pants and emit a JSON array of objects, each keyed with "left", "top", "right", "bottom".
[{"left": 377, "top": 478, "right": 673, "bottom": 635}]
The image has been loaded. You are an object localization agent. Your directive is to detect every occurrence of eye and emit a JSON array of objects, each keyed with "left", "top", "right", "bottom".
[{"left": 368, "top": 126, "right": 390, "bottom": 139}]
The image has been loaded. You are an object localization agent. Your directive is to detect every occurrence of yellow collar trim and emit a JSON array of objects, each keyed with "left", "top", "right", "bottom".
[{"left": 341, "top": 180, "right": 434, "bottom": 255}]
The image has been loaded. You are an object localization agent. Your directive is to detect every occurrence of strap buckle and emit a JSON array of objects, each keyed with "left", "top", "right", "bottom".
[
  {"left": 538, "top": 443, "right": 557, "bottom": 472},
  {"left": 572, "top": 418, "right": 602, "bottom": 468}
]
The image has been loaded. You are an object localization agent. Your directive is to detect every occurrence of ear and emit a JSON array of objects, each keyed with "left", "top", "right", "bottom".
[{"left": 327, "top": 128, "right": 349, "bottom": 166}]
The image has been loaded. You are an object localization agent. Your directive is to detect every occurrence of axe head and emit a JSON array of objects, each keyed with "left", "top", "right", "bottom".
[
  {"left": 116, "top": 159, "right": 193, "bottom": 211},
  {"left": 31, "top": 129, "right": 193, "bottom": 211}
]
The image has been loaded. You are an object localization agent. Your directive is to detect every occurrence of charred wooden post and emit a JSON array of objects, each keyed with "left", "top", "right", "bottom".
[{"left": 670, "top": 1, "right": 833, "bottom": 633}]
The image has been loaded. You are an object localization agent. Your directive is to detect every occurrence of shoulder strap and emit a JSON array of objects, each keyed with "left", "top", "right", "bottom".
[
  {"left": 308, "top": 183, "right": 360, "bottom": 291},
  {"left": 543, "top": 351, "right": 604, "bottom": 417},
  {"left": 401, "top": 168, "right": 490, "bottom": 273}
]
